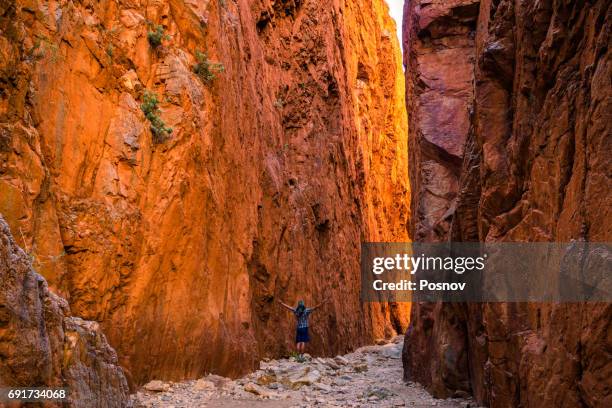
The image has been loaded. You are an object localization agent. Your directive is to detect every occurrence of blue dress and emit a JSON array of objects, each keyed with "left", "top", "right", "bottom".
[{"left": 294, "top": 308, "right": 312, "bottom": 343}]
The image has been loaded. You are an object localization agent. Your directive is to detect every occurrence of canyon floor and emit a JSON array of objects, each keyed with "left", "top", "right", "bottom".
[{"left": 132, "top": 336, "right": 475, "bottom": 407}]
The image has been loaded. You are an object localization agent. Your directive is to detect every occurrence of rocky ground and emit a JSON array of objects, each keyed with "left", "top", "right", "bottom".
[{"left": 133, "top": 336, "right": 475, "bottom": 407}]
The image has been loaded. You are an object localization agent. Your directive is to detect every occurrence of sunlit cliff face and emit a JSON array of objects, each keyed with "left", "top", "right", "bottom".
[{"left": 0, "top": 0, "right": 409, "bottom": 384}]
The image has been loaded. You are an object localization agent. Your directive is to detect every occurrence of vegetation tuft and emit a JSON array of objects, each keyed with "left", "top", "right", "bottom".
[
  {"left": 147, "top": 24, "right": 170, "bottom": 48},
  {"left": 26, "top": 35, "right": 61, "bottom": 62},
  {"left": 193, "top": 51, "right": 225, "bottom": 84},
  {"left": 141, "top": 90, "right": 173, "bottom": 143}
]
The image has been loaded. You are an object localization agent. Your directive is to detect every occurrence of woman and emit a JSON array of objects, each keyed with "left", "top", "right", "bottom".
[{"left": 278, "top": 298, "right": 328, "bottom": 361}]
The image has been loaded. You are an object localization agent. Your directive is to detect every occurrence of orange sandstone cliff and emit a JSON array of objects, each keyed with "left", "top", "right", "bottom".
[{"left": 0, "top": 0, "right": 409, "bottom": 386}]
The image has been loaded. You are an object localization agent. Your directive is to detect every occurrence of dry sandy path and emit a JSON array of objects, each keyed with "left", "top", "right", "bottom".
[{"left": 133, "top": 337, "right": 475, "bottom": 408}]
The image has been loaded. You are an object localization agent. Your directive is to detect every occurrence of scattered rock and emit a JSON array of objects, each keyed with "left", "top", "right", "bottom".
[
  {"left": 313, "top": 382, "right": 332, "bottom": 392},
  {"left": 365, "top": 385, "right": 395, "bottom": 400},
  {"left": 193, "top": 379, "right": 215, "bottom": 391},
  {"left": 205, "top": 374, "right": 233, "bottom": 389},
  {"left": 381, "top": 343, "right": 403, "bottom": 359},
  {"left": 255, "top": 370, "right": 276, "bottom": 386},
  {"left": 288, "top": 368, "right": 322, "bottom": 389},
  {"left": 132, "top": 337, "right": 473, "bottom": 407},
  {"left": 244, "top": 382, "right": 273, "bottom": 398},
  {"left": 143, "top": 380, "right": 170, "bottom": 392}
]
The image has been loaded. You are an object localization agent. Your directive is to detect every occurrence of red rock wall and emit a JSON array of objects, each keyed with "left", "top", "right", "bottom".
[
  {"left": 0, "top": 215, "right": 130, "bottom": 407},
  {"left": 403, "top": 0, "right": 611, "bottom": 406},
  {"left": 0, "top": 0, "right": 409, "bottom": 385}
]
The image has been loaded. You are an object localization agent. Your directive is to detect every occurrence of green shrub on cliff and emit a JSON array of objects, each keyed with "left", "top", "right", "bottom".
[
  {"left": 147, "top": 24, "right": 170, "bottom": 48},
  {"left": 193, "top": 51, "right": 225, "bottom": 84},
  {"left": 141, "top": 90, "right": 172, "bottom": 143}
]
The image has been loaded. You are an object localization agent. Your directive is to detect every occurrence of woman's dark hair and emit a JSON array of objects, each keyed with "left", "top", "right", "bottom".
[{"left": 295, "top": 300, "right": 306, "bottom": 315}]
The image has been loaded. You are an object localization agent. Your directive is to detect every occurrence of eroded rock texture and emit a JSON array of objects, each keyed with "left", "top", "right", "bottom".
[
  {"left": 404, "top": 0, "right": 611, "bottom": 407},
  {"left": 0, "top": 0, "right": 409, "bottom": 385},
  {"left": 0, "top": 216, "right": 130, "bottom": 407}
]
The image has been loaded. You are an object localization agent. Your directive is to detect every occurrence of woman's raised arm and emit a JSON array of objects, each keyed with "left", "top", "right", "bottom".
[
  {"left": 311, "top": 297, "right": 330, "bottom": 311},
  {"left": 277, "top": 299, "right": 294, "bottom": 311}
]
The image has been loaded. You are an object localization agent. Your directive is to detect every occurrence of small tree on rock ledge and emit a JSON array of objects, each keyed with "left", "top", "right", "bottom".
[
  {"left": 147, "top": 23, "right": 170, "bottom": 48},
  {"left": 193, "top": 51, "right": 225, "bottom": 84},
  {"left": 141, "top": 90, "right": 173, "bottom": 144}
]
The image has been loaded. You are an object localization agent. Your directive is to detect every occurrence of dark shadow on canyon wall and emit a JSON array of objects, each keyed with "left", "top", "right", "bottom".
[{"left": 402, "top": 0, "right": 611, "bottom": 407}]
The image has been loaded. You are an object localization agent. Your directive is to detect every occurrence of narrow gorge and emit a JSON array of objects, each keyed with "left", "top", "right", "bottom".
[{"left": 0, "top": 0, "right": 610, "bottom": 407}]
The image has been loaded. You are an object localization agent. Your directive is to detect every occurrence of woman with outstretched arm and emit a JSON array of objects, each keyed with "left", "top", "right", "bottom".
[{"left": 278, "top": 298, "right": 329, "bottom": 361}]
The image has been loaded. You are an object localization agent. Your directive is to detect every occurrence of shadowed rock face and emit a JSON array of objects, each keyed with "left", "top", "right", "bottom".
[
  {"left": 0, "top": 0, "right": 409, "bottom": 385},
  {"left": 0, "top": 216, "right": 130, "bottom": 407},
  {"left": 403, "top": 0, "right": 611, "bottom": 407}
]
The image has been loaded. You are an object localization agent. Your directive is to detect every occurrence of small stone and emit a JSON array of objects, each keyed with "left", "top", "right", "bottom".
[
  {"left": 352, "top": 363, "right": 368, "bottom": 373},
  {"left": 244, "top": 382, "right": 272, "bottom": 398},
  {"left": 193, "top": 379, "right": 215, "bottom": 391},
  {"left": 255, "top": 371, "right": 276, "bottom": 386},
  {"left": 334, "top": 355, "right": 349, "bottom": 365},
  {"left": 313, "top": 382, "right": 332, "bottom": 392},
  {"left": 143, "top": 380, "right": 170, "bottom": 392},
  {"left": 325, "top": 359, "right": 341, "bottom": 370},
  {"left": 207, "top": 374, "right": 233, "bottom": 389},
  {"left": 381, "top": 343, "right": 403, "bottom": 359}
]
